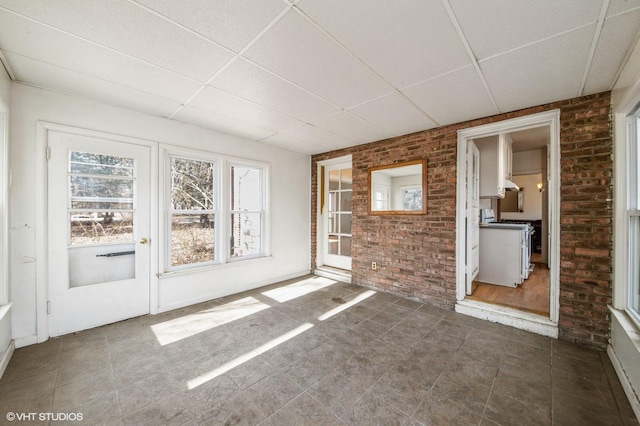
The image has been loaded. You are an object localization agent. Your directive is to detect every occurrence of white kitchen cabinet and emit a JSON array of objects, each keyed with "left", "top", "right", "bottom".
[
  {"left": 475, "top": 133, "right": 515, "bottom": 198},
  {"left": 503, "top": 134, "right": 513, "bottom": 180},
  {"left": 475, "top": 135, "right": 505, "bottom": 198}
]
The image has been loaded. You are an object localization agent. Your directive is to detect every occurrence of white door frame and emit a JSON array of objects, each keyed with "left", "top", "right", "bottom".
[
  {"left": 316, "top": 154, "right": 352, "bottom": 270},
  {"left": 34, "top": 122, "right": 158, "bottom": 343},
  {"left": 454, "top": 110, "right": 561, "bottom": 337}
]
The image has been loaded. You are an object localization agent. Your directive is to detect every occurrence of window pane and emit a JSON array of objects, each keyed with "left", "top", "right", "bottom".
[
  {"left": 70, "top": 176, "right": 133, "bottom": 201},
  {"left": 631, "top": 217, "right": 640, "bottom": 315},
  {"left": 328, "top": 213, "right": 338, "bottom": 234},
  {"left": 230, "top": 212, "right": 262, "bottom": 258},
  {"left": 328, "top": 192, "right": 338, "bottom": 213},
  {"left": 171, "top": 157, "right": 214, "bottom": 210},
  {"left": 70, "top": 211, "right": 133, "bottom": 245},
  {"left": 171, "top": 213, "right": 215, "bottom": 267},
  {"left": 340, "top": 169, "right": 352, "bottom": 189},
  {"left": 341, "top": 236, "right": 352, "bottom": 257},
  {"left": 231, "top": 166, "right": 261, "bottom": 211},
  {"left": 341, "top": 191, "right": 352, "bottom": 211},
  {"left": 329, "top": 170, "right": 340, "bottom": 190},
  {"left": 328, "top": 236, "right": 339, "bottom": 255},
  {"left": 340, "top": 214, "right": 351, "bottom": 234},
  {"left": 403, "top": 188, "right": 423, "bottom": 210},
  {"left": 70, "top": 151, "right": 134, "bottom": 176}
]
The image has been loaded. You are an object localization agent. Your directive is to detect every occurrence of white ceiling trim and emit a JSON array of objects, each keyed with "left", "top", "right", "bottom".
[
  {"left": 578, "top": 0, "right": 611, "bottom": 97},
  {"left": 609, "top": 23, "right": 640, "bottom": 90},
  {"left": 441, "top": 0, "right": 500, "bottom": 115},
  {"left": 0, "top": 48, "right": 14, "bottom": 80}
]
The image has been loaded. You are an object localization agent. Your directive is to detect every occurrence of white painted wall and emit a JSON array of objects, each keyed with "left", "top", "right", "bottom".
[
  {"left": 10, "top": 84, "right": 310, "bottom": 345},
  {"left": 390, "top": 174, "right": 422, "bottom": 210},
  {"left": 0, "top": 64, "right": 12, "bottom": 374},
  {"left": 512, "top": 150, "right": 542, "bottom": 175},
  {"left": 500, "top": 174, "right": 543, "bottom": 220}
]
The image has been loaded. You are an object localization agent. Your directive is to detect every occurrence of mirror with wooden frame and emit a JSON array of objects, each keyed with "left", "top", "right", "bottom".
[{"left": 369, "top": 160, "right": 427, "bottom": 215}]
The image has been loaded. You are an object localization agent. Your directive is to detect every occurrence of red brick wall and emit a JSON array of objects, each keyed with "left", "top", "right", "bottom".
[{"left": 311, "top": 92, "right": 612, "bottom": 349}]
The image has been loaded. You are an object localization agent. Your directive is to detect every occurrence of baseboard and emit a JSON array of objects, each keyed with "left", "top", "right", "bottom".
[
  {"left": 314, "top": 267, "right": 352, "bottom": 284},
  {"left": 157, "top": 270, "right": 311, "bottom": 313},
  {"left": 0, "top": 340, "right": 15, "bottom": 380},
  {"left": 14, "top": 334, "right": 39, "bottom": 349},
  {"left": 608, "top": 344, "right": 640, "bottom": 421}
]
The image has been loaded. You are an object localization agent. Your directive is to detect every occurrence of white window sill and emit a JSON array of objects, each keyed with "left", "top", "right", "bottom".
[
  {"left": 0, "top": 302, "right": 12, "bottom": 323},
  {"left": 158, "top": 255, "right": 272, "bottom": 279}
]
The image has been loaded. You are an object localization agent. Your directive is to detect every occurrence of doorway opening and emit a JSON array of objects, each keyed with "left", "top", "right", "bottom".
[
  {"left": 455, "top": 111, "right": 560, "bottom": 337},
  {"left": 315, "top": 155, "right": 353, "bottom": 283}
]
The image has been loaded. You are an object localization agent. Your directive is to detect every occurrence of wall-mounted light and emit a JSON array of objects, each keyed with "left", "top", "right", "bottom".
[{"left": 537, "top": 182, "right": 545, "bottom": 193}]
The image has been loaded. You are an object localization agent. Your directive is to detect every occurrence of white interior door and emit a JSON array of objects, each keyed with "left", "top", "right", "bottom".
[
  {"left": 466, "top": 140, "right": 480, "bottom": 294},
  {"left": 323, "top": 163, "right": 352, "bottom": 270},
  {"left": 47, "top": 131, "right": 151, "bottom": 336}
]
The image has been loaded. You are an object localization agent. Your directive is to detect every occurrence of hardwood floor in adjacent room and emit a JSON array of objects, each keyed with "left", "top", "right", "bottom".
[{"left": 469, "top": 257, "right": 550, "bottom": 315}]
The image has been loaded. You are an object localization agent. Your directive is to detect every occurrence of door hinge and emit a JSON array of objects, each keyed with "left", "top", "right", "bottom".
[
  {"left": 47, "top": 301, "right": 51, "bottom": 314},
  {"left": 45, "top": 147, "right": 51, "bottom": 160}
]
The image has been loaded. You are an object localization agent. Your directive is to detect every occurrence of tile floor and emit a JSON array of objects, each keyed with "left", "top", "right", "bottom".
[{"left": 0, "top": 275, "right": 638, "bottom": 425}]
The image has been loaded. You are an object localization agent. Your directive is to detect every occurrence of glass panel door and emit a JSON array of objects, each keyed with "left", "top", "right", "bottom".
[{"left": 323, "top": 164, "right": 352, "bottom": 270}]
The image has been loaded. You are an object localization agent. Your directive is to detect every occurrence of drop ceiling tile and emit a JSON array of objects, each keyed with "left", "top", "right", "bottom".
[
  {"left": 402, "top": 66, "right": 496, "bottom": 125},
  {"left": 0, "top": 0, "right": 233, "bottom": 81},
  {"left": 260, "top": 133, "right": 321, "bottom": 155},
  {"left": 173, "top": 105, "right": 275, "bottom": 141},
  {"left": 607, "top": 0, "right": 640, "bottom": 16},
  {"left": 243, "top": 10, "right": 391, "bottom": 109},
  {"left": 190, "top": 86, "right": 303, "bottom": 132},
  {"left": 133, "top": 0, "right": 288, "bottom": 52},
  {"left": 297, "top": 0, "right": 470, "bottom": 88},
  {"left": 584, "top": 9, "right": 640, "bottom": 94},
  {"left": 277, "top": 123, "right": 355, "bottom": 153},
  {"left": 6, "top": 52, "right": 181, "bottom": 117},
  {"left": 311, "top": 112, "right": 392, "bottom": 144},
  {"left": 450, "top": 0, "right": 601, "bottom": 60},
  {"left": 349, "top": 93, "right": 437, "bottom": 136},
  {"left": 0, "top": 9, "right": 201, "bottom": 102},
  {"left": 480, "top": 26, "right": 594, "bottom": 113},
  {"left": 210, "top": 59, "right": 340, "bottom": 122}
]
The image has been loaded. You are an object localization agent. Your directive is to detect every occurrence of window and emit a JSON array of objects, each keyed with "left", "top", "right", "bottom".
[
  {"left": 229, "top": 164, "right": 265, "bottom": 259},
  {"left": 168, "top": 156, "right": 217, "bottom": 269},
  {"left": 166, "top": 154, "right": 267, "bottom": 270},
  {"left": 627, "top": 110, "right": 640, "bottom": 324},
  {"left": 401, "top": 186, "right": 423, "bottom": 211}
]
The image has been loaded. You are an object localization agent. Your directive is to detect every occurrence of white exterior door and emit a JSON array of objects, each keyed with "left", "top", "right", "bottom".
[
  {"left": 466, "top": 141, "right": 480, "bottom": 294},
  {"left": 323, "top": 163, "right": 352, "bottom": 270},
  {"left": 47, "top": 131, "right": 151, "bottom": 336}
]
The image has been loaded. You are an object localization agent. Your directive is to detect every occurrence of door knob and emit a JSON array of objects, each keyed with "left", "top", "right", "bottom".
[{"left": 139, "top": 237, "right": 148, "bottom": 245}]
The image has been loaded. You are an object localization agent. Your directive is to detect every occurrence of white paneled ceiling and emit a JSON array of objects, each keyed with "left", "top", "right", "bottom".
[{"left": 0, "top": 0, "right": 638, "bottom": 155}]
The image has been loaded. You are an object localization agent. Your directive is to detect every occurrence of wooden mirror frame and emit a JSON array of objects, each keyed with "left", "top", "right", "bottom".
[{"left": 368, "top": 159, "right": 427, "bottom": 215}]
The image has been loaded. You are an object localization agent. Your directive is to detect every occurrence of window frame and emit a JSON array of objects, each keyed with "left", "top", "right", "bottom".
[
  {"left": 0, "top": 97, "right": 7, "bottom": 306},
  {"left": 166, "top": 153, "right": 220, "bottom": 272},
  {"left": 163, "top": 151, "right": 269, "bottom": 272},
  {"left": 227, "top": 161, "right": 267, "bottom": 262},
  {"left": 625, "top": 110, "right": 640, "bottom": 326}
]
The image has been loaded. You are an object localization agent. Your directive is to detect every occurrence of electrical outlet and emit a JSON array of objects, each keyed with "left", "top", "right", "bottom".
[{"left": 371, "top": 261, "right": 377, "bottom": 270}]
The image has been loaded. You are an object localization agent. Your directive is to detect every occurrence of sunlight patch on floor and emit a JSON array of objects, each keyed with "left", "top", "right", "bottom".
[
  {"left": 187, "top": 322, "right": 314, "bottom": 389},
  {"left": 261, "top": 276, "right": 337, "bottom": 303},
  {"left": 317, "top": 290, "right": 376, "bottom": 321},
  {"left": 151, "top": 296, "right": 270, "bottom": 345}
]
